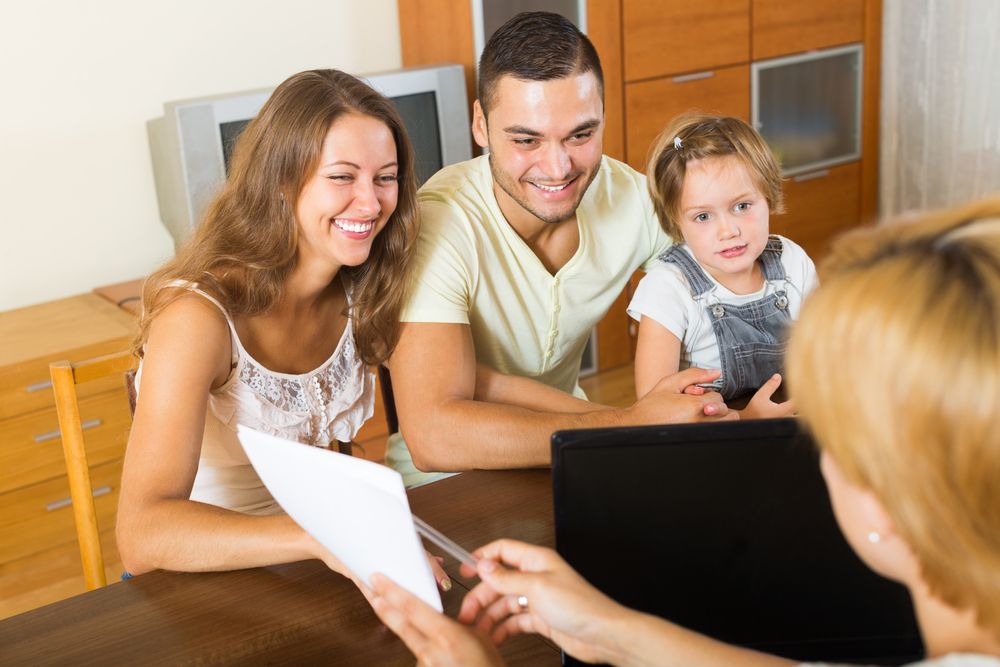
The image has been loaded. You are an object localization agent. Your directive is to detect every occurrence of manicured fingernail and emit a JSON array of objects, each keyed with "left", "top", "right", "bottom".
[
  {"left": 479, "top": 560, "right": 496, "bottom": 574},
  {"left": 440, "top": 577, "right": 452, "bottom": 591}
]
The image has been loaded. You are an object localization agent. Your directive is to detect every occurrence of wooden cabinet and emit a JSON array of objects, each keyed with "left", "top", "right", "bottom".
[
  {"left": 0, "top": 294, "right": 135, "bottom": 619},
  {"left": 623, "top": 0, "right": 749, "bottom": 81},
  {"left": 625, "top": 64, "right": 750, "bottom": 169}
]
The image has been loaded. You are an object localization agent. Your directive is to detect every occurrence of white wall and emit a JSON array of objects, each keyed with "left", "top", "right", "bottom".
[{"left": 0, "top": 0, "right": 402, "bottom": 311}]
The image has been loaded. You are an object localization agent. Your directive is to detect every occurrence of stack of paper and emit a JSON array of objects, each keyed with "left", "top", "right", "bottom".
[{"left": 237, "top": 425, "right": 442, "bottom": 611}]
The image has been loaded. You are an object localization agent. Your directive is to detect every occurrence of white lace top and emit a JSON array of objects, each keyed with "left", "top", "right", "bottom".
[{"left": 137, "top": 281, "right": 375, "bottom": 515}]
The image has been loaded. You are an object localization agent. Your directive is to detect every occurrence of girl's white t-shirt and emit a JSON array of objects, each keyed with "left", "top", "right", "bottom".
[{"left": 626, "top": 235, "right": 818, "bottom": 373}]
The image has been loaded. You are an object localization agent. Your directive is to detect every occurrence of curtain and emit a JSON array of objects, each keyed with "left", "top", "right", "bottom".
[{"left": 880, "top": 0, "right": 1000, "bottom": 217}]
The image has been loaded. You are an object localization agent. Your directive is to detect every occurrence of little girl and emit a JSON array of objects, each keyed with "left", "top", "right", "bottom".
[{"left": 627, "top": 113, "right": 818, "bottom": 418}]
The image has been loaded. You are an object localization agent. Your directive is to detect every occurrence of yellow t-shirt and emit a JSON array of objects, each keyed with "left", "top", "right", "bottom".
[{"left": 387, "top": 154, "right": 671, "bottom": 486}]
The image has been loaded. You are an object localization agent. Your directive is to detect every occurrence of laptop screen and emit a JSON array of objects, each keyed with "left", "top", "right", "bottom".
[{"left": 551, "top": 418, "right": 923, "bottom": 665}]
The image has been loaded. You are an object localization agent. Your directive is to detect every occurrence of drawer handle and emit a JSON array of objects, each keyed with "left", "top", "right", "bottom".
[
  {"left": 45, "top": 485, "right": 113, "bottom": 512},
  {"left": 34, "top": 419, "right": 103, "bottom": 443},
  {"left": 672, "top": 71, "right": 714, "bottom": 83},
  {"left": 793, "top": 169, "right": 830, "bottom": 183},
  {"left": 27, "top": 379, "right": 53, "bottom": 393}
]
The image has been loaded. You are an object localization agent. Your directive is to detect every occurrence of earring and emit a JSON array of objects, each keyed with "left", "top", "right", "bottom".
[{"left": 867, "top": 531, "right": 881, "bottom": 544}]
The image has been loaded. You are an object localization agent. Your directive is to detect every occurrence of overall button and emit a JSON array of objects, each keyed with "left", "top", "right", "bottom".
[
  {"left": 711, "top": 304, "right": 725, "bottom": 319},
  {"left": 775, "top": 295, "right": 789, "bottom": 310}
]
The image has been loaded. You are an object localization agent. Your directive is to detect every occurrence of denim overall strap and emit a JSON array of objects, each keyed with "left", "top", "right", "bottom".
[
  {"left": 759, "top": 235, "right": 786, "bottom": 281},
  {"left": 662, "top": 239, "right": 792, "bottom": 400},
  {"left": 658, "top": 245, "right": 716, "bottom": 297}
]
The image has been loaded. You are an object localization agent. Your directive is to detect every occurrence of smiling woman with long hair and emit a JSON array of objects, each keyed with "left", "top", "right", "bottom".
[{"left": 115, "top": 69, "right": 448, "bottom": 590}]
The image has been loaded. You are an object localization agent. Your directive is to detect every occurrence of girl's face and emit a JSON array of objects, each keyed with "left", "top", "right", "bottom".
[
  {"left": 677, "top": 155, "right": 770, "bottom": 293},
  {"left": 295, "top": 112, "right": 399, "bottom": 273}
]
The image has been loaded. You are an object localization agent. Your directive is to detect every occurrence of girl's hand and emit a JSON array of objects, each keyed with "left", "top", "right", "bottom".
[
  {"left": 425, "top": 551, "right": 452, "bottom": 591},
  {"left": 739, "top": 374, "right": 794, "bottom": 420},
  {"left": 370, "top": 573, "right": 505, "bottom": 667},
  {"left": 457, "top": 539, "right": 631, "bottom": 664}
]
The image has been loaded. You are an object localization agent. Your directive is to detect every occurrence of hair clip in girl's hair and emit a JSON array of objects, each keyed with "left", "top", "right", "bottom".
[{"left": 673, "top": 136, "right": 683, "bottom": 151}]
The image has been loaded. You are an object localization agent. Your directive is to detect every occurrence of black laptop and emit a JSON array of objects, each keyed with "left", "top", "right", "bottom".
[{"left": 551, "top": 418, "right": 923, "bottom": 666}]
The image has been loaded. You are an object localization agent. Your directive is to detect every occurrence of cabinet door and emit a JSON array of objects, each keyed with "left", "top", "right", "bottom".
[
  {"left": 625, "top": 64, "right": 750, "bottom": 171},
  {"left": 752, "top": 0, "right": 865, "bottom": 60},
  {"left": 623, "top": 0, "right": 749, "bottom": 82},
  {"left": 771, "top": 161, "right": 861, "bottom": 260}
]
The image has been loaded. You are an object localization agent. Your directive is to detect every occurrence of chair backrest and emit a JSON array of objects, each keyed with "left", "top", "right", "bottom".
[
  {"left": 378, "top": 364, "right": 399, "bottom": 435},
  {"left": 49, "top": 351, "right": 138, "bottom": 590}
]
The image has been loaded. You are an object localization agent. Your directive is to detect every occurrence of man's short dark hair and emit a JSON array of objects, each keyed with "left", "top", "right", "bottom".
[{"left": 477, "top": 11, "right": 604, "bottom": 116}]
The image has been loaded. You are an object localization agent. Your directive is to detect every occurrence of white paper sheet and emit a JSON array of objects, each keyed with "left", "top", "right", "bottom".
[{"left": 237, "top": 425, "right": 442, "bottom": 611}]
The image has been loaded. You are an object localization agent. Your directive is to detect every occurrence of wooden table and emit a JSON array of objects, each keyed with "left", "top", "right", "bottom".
[{"left": 0, "top": 469, "right": 559, "bottom": 666}]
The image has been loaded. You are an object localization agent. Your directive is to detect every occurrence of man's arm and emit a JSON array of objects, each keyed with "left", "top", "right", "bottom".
[
  {"left": 389, "top": 322, "right": 731, "bottom": 472},
  {"left": 474, "top": 363, "right": 600, "bottom": 413}
]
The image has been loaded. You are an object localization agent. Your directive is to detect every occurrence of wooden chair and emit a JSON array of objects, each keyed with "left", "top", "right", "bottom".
[{"left": 49, "top": 351, "right": 138, "bottom": 590}]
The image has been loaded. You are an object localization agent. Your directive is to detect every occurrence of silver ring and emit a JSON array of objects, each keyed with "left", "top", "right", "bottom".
[{"left": 516, "top": 595, "right": 529, "bottom": 612}]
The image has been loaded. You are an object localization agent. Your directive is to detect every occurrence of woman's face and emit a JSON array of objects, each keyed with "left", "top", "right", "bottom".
[{"left": 295, "top": 112, "right": 399, "bottom": 272}]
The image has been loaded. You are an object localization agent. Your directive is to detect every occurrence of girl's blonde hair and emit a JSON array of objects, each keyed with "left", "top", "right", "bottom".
[
  {"left": 646, "top": 112, "right": 784, "bottom": 242},
  {"left": 787, "top": 196, "right": 1000, "bottom": 641},
  {"left": 134, "top": 69, "right": 419, "bottom": 365}
]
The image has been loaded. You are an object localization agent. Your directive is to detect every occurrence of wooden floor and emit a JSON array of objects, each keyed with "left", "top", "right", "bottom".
[{"left": 0, "top": 363, "right": 637, "bottom": 621}]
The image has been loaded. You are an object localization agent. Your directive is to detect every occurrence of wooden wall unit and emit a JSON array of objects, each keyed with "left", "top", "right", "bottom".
[
  {"left": 0, "top": 294, "right": 135, "bottom": 619},
  {"left": 398, "top": 0, "right": 881, "bottom": 368}
]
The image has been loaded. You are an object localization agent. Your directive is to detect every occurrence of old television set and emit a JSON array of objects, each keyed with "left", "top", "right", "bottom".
[
  {"left": 752, "top": 44, "right": 864, "bottom": 176},
  {"left": 148, "top": 63, "right": 471, "bottom": 247}
]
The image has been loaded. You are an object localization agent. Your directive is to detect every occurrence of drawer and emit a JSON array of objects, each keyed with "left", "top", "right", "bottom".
[
  {"left": 625, "top": 64, "right": 750, "bottom": 170},
  {"left": 623, "top": 0, "right": 749, "bottom": 83},
  {"left": 0, "top": 390, "right": 132, "bottom": 495},
  {"left": 0, "top": 459, "right": 122, "bottom": 565},
  {"left": 771, "top": 161, "right": 862, "bottom": 259},
  {"left": 0, "top": 342, "right": 131, "bottom": 422},
  {"left": 0, "top": 293, "right": 136, "bottom": 421}
]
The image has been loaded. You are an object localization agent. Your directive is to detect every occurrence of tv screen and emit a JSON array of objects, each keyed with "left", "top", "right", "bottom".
[{"left": 218, "top": 93, "right": 442, "bottom": 187}]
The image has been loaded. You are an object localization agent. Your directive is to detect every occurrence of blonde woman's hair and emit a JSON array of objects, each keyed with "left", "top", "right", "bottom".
[
  {"left": 646, "top": 112, "right": 784, "bottom": 242},
  {"left": 787, "top": 196, "right": 1000, "bottom": 641},
  {"left": 135, "top": 69, "right": 419, "bottom": 365}
]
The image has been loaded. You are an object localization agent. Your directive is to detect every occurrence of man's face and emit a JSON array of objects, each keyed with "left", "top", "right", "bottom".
[{"left": 473, "top": 72, "right": 604, "bottom": 227}]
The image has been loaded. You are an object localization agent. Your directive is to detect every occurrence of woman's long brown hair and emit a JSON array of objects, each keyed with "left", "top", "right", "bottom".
[{"left": 135, "top": 69, "right": 419, "bottom": 366}]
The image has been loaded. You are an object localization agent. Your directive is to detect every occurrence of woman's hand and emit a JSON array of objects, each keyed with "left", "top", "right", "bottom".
[
  {"left": 304, "top": 532, "right": 451, "bottom": 601},
  {"left": 457, "top": 539, "right": 630, "bottom": 664},
  {"left": 370, "top": 573, "right": 505, "bottom": 667},
  {"left": 738, "top": 374, "right": 794, "bottom": 420}
]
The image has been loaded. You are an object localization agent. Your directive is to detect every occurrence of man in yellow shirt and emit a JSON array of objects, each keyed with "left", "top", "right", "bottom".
[{"left": 387, "top": 12, "right": 731, "bottom": 486}]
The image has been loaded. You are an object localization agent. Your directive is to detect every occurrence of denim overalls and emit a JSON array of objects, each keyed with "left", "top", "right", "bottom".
[{"left": 659, "top": 236, "right": 791, "bottom": 400}]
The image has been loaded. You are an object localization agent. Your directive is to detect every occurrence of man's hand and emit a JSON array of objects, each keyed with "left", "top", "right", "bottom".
[{"left": 623, "top": 367, "right": 735, "bottom": 425}]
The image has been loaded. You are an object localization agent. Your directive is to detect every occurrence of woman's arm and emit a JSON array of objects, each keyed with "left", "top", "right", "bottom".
[
  {"left": 115, "top": 295, "right": 325, "bottom": 574},
  {"left": 634, "top": 316, "right": 682, "bottom": 399},
  {"left": 458, "top": 540, "right": 795, "bottom": 667}
]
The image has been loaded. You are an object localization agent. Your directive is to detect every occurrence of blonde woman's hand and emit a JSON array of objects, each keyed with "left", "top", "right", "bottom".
[
  {"left": 370, "top": 573, "right": 505, "bottom": 667},
  {"left": 457, "top": 539, "right": 631, "bottom": 664}
]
